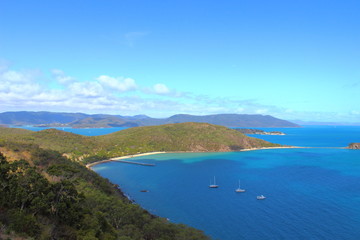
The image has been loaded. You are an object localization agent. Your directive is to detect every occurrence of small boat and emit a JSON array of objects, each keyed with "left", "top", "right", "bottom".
[
  {"left": 257, "top": 195, "right": 266, "bottom": 200},
  {"left": 235, "top": 180, "right": 245, "bottom": 192},
  {"left": 140, "top": 190, "right": 149, "bottom": 192},
  {"left": 209, "top": 176, "right": 219, "bottom": 188}
]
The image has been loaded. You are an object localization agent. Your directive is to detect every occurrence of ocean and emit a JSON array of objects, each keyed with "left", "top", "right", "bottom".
[{"left": 91, "top": 126, "right": 360, "bottom": 240}]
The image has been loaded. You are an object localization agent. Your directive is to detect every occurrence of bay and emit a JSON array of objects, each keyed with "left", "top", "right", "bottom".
[{"left": 92, "top": 126, "right": 360, "bottom": 240}]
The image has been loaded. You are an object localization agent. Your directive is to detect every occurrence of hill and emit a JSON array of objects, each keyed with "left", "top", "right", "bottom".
[
  {"left": 0, "top": 122, "right": 282, "bottom": 162},
  {"left": 95, "top": 122, "right": 280, "bottom": 153},
  {"left": 0, "top": 122, "right": 283, "bottom": 239},
  {"left": 0, "top": 111, "right": 300, "bottom": 128},
  {"left": 0, "top": 111, "right": 144, "bottom": 126},
  {"left": 0, "top": 143, "right": 210, "bottom": 240},
  {"left": 70, "top": 116, "right": 139, "bottom": 128},
  {"left": 0, "top": 111, "right": 90, "bottom": 125}
]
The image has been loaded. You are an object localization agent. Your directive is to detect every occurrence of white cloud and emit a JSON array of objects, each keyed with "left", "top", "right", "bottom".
[
  {"left": 1, "top": 62, "right": 359, "bottom": 122},
  {"left": 236, "top": 107, "right": 245, "bottom": 113},
  {"left": 0, "top": 69, "right": 39, "bottom": 84},
  {"left": 255, "top": 109, "right": 269, "bottom": 114},
  {"left": 153, "top": 83, "right": 170, "bottom": 95},
  {"left": 69, "top": 81, "right": 104, "bottom": 97},
  {"left": 0, "top": 67, "right": 42, "bottom": 99},
  {"left": 2, "top": 71, "right": 24, "bottom": 83},
  {"left": 97, "top": 75, "right": 137, "bottom": 92},
  {"left": 143, "top": 83, "right": 184, "bottom": 97},
  {"left": 52, "top": 69, "right": 75, "bottom": 85}
]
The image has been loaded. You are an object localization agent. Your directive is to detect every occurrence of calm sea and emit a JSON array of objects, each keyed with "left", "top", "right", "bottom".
[{"left": 91, "top": 126, "right": 360, "bottom": 240}]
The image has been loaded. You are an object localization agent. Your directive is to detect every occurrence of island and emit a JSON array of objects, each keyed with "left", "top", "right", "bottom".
[
  {"left": 348, "top": 143, "right": 360, "bottom": 149},
  {"left": 235, "top": 128, "right": 286, "bottom": 135}
]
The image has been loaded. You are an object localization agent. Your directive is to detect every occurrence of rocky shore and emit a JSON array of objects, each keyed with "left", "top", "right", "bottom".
[
  {"left": 348, "top": 143, "right": 360, "bottom": 149},
  {"left": 235, "top": 128, "right": 286, "bottom": 135}
]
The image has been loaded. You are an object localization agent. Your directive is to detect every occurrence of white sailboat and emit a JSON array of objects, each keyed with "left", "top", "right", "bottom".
[
  {"left": 209, "top": 176, "right": 219, "bottom": 188},
  {"left": 235, "top": 180, "right": 245, "bottom": 192},
  {"left": 257, "top": 195, "right": 266, "bottom": 200}
]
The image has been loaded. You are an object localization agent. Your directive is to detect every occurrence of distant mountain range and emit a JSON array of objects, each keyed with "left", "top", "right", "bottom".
[{"left": 0, "top": 111, "right": 300, "bottom": 128}]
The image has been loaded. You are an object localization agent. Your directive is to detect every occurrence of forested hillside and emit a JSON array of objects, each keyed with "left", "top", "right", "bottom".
[{"left": 0, "top": 143, "right": 210, "bottom": 240}]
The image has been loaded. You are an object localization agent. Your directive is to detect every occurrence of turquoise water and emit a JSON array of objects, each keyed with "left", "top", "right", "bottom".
[{"left": 92, "top": 126, "right": 360, "bottom": 240}]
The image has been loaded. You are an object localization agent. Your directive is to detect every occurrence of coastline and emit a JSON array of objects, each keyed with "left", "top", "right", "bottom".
[
  {"left": 86, "top": 146, "right": 347, "bottom": 169},
  {"left": 86, "top": 146, "right": 305, "bottom": 169},
  {"left": 86, "top": 151, "right": 167, "bottom": 168}
]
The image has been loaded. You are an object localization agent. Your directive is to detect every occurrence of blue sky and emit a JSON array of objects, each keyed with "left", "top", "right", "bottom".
[{"left": 0, "top": 0, "right": 359, "bottom": 122}]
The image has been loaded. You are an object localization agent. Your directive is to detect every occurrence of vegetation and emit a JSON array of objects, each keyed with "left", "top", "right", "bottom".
[
  {"left": 70, "top": 116, "right": 138, "bottom": 128},
  {"left": 0, "top": 143, "right": 210, "bottom": 239},
  {"left": 0, "top": 122, "right": 281, "bottom": 163},
  {"left": 0, "top": 122, "right": 284, "bottom": 239},
  {"left": 235, "top": 128, "right": 285, "bottom": 135}
]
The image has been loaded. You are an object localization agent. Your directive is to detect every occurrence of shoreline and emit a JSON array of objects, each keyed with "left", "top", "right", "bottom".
[
  {"left": 86, "top": 151, "right": 167, "bottom": 168},
  {"left": 85, "top": 146, "right": 308, "bottom": 169},
  {"left": 86, "top": 146, "right": 346, "bottom": 169}
]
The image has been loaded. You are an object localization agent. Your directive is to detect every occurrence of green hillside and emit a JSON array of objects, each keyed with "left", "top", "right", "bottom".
[
  {"left": 0, "top": 128, "right": 97, "bottom": 158},
  {"left": 0, "top": 122, "right": 282, "bottom": 239},
  {"left": 0, "top": 123, "right": 281, "bottom": 162},
  {"left": 95, "top": 122, "right": 280, "bottom": 155},
  {"left": 0, "top": 143, "right": 210, "bottom": 240}
]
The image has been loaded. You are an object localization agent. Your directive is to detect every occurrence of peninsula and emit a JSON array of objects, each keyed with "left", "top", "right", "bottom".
[
  {"left": 235, "top": 128, "right": 286, "bottom": 135},
  {"left": 0, "top": 122, "right": 283, "bottom": 163},
  {"left": 348, "top": 143, "right": 360, "bottom": 149}
]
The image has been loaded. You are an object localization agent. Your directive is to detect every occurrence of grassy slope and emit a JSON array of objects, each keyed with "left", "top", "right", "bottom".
[
  {"left": 0, "top": 143, "right": 210, "bottom": 240},
  {"left": 0, "top": 128, "right": 97, "bottom": 158},
  {"left": 0, "top": 123, "right": 281, "bottom": 239},
  {"left": 0, "top": 122, "right": 281, "bottom": 162},
  {"left": 96, "top": 122, "right": 279, "bottom": 153}
]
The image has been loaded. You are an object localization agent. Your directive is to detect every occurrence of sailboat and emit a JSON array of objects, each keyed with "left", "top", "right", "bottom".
[
  {"left": 209, "top": 176, "right": 219, "bottom": 188},
  {"left": 235, "top": 180, "right": 245, "bottom": 192},
  {"left": 257, "top": 195, "right": 266, "bottom": 200}
]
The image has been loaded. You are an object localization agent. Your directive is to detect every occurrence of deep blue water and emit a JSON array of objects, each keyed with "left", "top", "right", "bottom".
[
  {"left": 92, "top": 126, "right": 360, "bottom": 240},
  {"left": 245, "top": 125, "right": 360, "bottom": 147}
]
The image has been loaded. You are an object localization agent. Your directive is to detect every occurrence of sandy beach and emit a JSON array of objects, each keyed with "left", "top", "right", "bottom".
[
  {"left": 85, "top": 147, "right": 307, "bottom": 169},
  {"left": 86, "top": 151, "right": 166, "bottom": 168}
]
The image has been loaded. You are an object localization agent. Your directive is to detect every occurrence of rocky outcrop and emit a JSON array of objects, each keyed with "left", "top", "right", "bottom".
[
  {"left": 235, "top": 128, "right": 285, "bottom": 135},
  {"left": 348, "top": 143, "right": 360, "bottom": 149}
]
